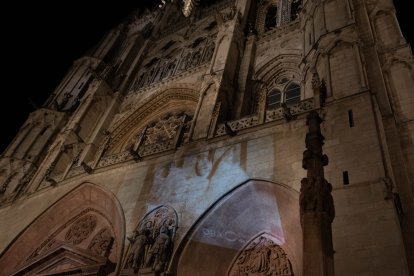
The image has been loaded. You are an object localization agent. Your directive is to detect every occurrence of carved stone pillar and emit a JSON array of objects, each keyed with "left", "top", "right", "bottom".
[{"left": 300, "top": 111, "right": 335, "bottom": 276}]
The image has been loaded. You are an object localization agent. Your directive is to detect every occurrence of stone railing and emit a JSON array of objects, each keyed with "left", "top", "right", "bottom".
[
  {"left": 215, "top": 115, "right": 260, "bottom": 136},
  {"left": 140, "top": 140, "right": 175, "bottom": 156},
  {"left": 215, "top": 98, "right": 314, "bottom": 137},
  {"left": 97, "top": 151, "right": 131, "bottom": 169},
  {"left": 266, "top": 98, "right": 314, "bottom": 123}
]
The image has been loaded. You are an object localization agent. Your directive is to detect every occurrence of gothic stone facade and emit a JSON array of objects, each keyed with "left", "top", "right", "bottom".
[{"left": 0, "top": 0, "right": 413, "bottom": 275}]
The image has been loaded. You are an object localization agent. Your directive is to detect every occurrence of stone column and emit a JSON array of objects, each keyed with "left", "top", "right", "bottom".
[{"left": 300, "top": 111, "right": 335, "bottom": 276}]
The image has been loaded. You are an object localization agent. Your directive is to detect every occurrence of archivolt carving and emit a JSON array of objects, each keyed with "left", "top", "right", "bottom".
[
  {"left": 88, "top": 227, "right": 114, "bottom": 256},
  {"left": 123, "top": 205, "right": 178, "bottom": 274},
  {"left": 65, "top": 214, "right": 98, "bottom": 244},
  {"left": 27, "top": 209, "right": 107, "bottom": 261},
  {"left": 108, "top": 88, "right": 199, "bottom": 153},
  {"left": 255, "top": 54, "right": 302, "bottom": 87},
  {"left": 228, "top": 233, "right": 294, "bottom": 276}
]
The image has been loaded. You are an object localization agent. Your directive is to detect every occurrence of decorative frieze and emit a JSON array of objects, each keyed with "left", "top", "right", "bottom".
[{"left": 129, "top": 40, "right": 215, "bottom": 93}]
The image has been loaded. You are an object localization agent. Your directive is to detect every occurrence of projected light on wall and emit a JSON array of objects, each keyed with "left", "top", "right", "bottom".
[{"left": 148, "top": 145, "right": 248, "bottom": 211}]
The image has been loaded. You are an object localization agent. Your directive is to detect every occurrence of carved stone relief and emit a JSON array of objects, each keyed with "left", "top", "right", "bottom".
[
  {"left": 120, "top": 113, "right": 192, "bottom": 160},
  {"left": 124, "top": 206, "right": 178, "bottom": 274},
  {"left": 65, "top": 214, "right": 98, "bottom": 244},
  {"left": 15, "top": 208, "right": 117, "bottom": 276},
  {"left": 228, "top": 233, "right": 294, "bottom": 276},
  {"left": 130, "top": 36, "right": 216, "bottom": 92},
  {"left": 88, "top": 227, "right": 114, "bottom": 256}
]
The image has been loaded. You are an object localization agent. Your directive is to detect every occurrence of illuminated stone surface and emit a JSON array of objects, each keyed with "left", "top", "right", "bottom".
[{"left": 0, "top": 0, "right": 413, "bottom": 275}]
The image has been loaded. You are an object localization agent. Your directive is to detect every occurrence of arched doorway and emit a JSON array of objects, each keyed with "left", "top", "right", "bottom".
[
  {"left": 171, "top": 179, "right": 302, "bottom": 276},
  {"left": 0, "top": 183, "right": 125, "bottom": 275}
]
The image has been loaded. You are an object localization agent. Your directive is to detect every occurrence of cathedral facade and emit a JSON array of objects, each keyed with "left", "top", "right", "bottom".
[{"left": 0, "top": 0, "right": 413, "bottom": 275}]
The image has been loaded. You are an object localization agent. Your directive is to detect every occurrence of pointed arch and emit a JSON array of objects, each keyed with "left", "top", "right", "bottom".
[
  {"left": 108, "top": 88, "right": 199, "bottom": 153},
  {"left": 169, "top": 179, "right": 302, "bottom": 276},
  {"left": 382, "top": 57, "right": 414, "bottom": 121},
  {"left": 254, "top": 54, "right": 302, "bottom": 90},
  {"left": 0, "top": 182, "right": 126, "bottom": 276}
]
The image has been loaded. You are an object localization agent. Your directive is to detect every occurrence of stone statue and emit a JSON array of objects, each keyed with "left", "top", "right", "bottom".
[
  {"left": 145, "top": 225, "right": 171, "bottom": 273},
  {"left": 128, "top": 229, "right": 150, "bottom": 272}
]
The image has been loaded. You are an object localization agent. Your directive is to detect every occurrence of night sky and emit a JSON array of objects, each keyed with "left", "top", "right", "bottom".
[{"left": 1, "top": 1, "right": 413, "bottom": 153}]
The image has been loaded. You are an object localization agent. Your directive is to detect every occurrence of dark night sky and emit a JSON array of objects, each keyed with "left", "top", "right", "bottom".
[{"left": 1, "top": 1, "right": 413, "bottom": 153}]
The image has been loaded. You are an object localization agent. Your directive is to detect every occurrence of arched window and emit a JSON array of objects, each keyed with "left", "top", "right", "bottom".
[
  {"left": 285, "top": 83, "right": 301, "bottom": 105},
  {"left": 265, "top": 6, "right": 278, "bottom": 32},
  {"left": 267, "top": 89, "right": 281, "bottom": 110},
  {"left": 265, "top": 82, "right": 301, "bottom": 110}
]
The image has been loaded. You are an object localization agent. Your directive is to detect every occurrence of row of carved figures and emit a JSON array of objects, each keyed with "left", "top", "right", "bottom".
[{"left": 131, "top": 41, "right": 215, "bottom": 91}]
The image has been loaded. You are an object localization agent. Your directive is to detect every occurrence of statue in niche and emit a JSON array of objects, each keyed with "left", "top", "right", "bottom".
[
  {"left": 145, "top": 225, "right": 171, "bottom": 273},
  {"left": 127, "top": 229, "right": 150, "bottom": 272},
  {"left": 124, "top": 206, "right": 177, "bottom": 274}
]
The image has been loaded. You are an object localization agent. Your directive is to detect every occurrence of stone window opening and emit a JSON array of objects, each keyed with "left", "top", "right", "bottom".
[
  {"left": 257, "top": 0, "right": 303, "bottom": 34},
  {"left": 266, "top": 82, "right": 301, "bottom": 110},
  {"left": 266, "top": 89, "right": 281, "bottom": 110},
  {"left": 265, "top": 5, "right": 278, "bottom": 32},
  {"left": 285, "top": 83, "right": 301, "bottom": 106},
  {"left": 290, "top": 0, "right": 302, "bottom": 21}
]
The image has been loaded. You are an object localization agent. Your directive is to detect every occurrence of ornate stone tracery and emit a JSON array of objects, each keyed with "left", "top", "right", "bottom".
[
  {"left": 228, "top": 233, "right": 294, "bottom": 276},
  {"left": 130, "top": 36, "right": 216, "bottom": 92}
]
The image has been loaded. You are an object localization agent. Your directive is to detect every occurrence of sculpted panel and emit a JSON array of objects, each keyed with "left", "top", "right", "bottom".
[
  {"left": 124, "top": 205, "right": 178, "bottom": 274},
  {"left": 65, "top": 214, "right": 98, "bottom": 244},
  {"left": 228, "top": 233, "right": 294, "bottom": 276}
]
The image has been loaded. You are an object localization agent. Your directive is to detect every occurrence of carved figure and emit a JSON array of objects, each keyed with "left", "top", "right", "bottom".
[
  {"left": 145, "top": 225, "right": 171, "bottom": 272},
  {"left": 123, "top": 206, "right": 177, "bottom": 274},
  {"left": 228, "top": 233, "right": 293, "bottom": 276},
  {"left": 128, "top": 229, "right": 150, "bottom": 272},
  {"left": 248, "top": 236, "right": 271, "bottom": 272},
  {"left": 281, "top": 102, "right": 294, "bottom": 121}
]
